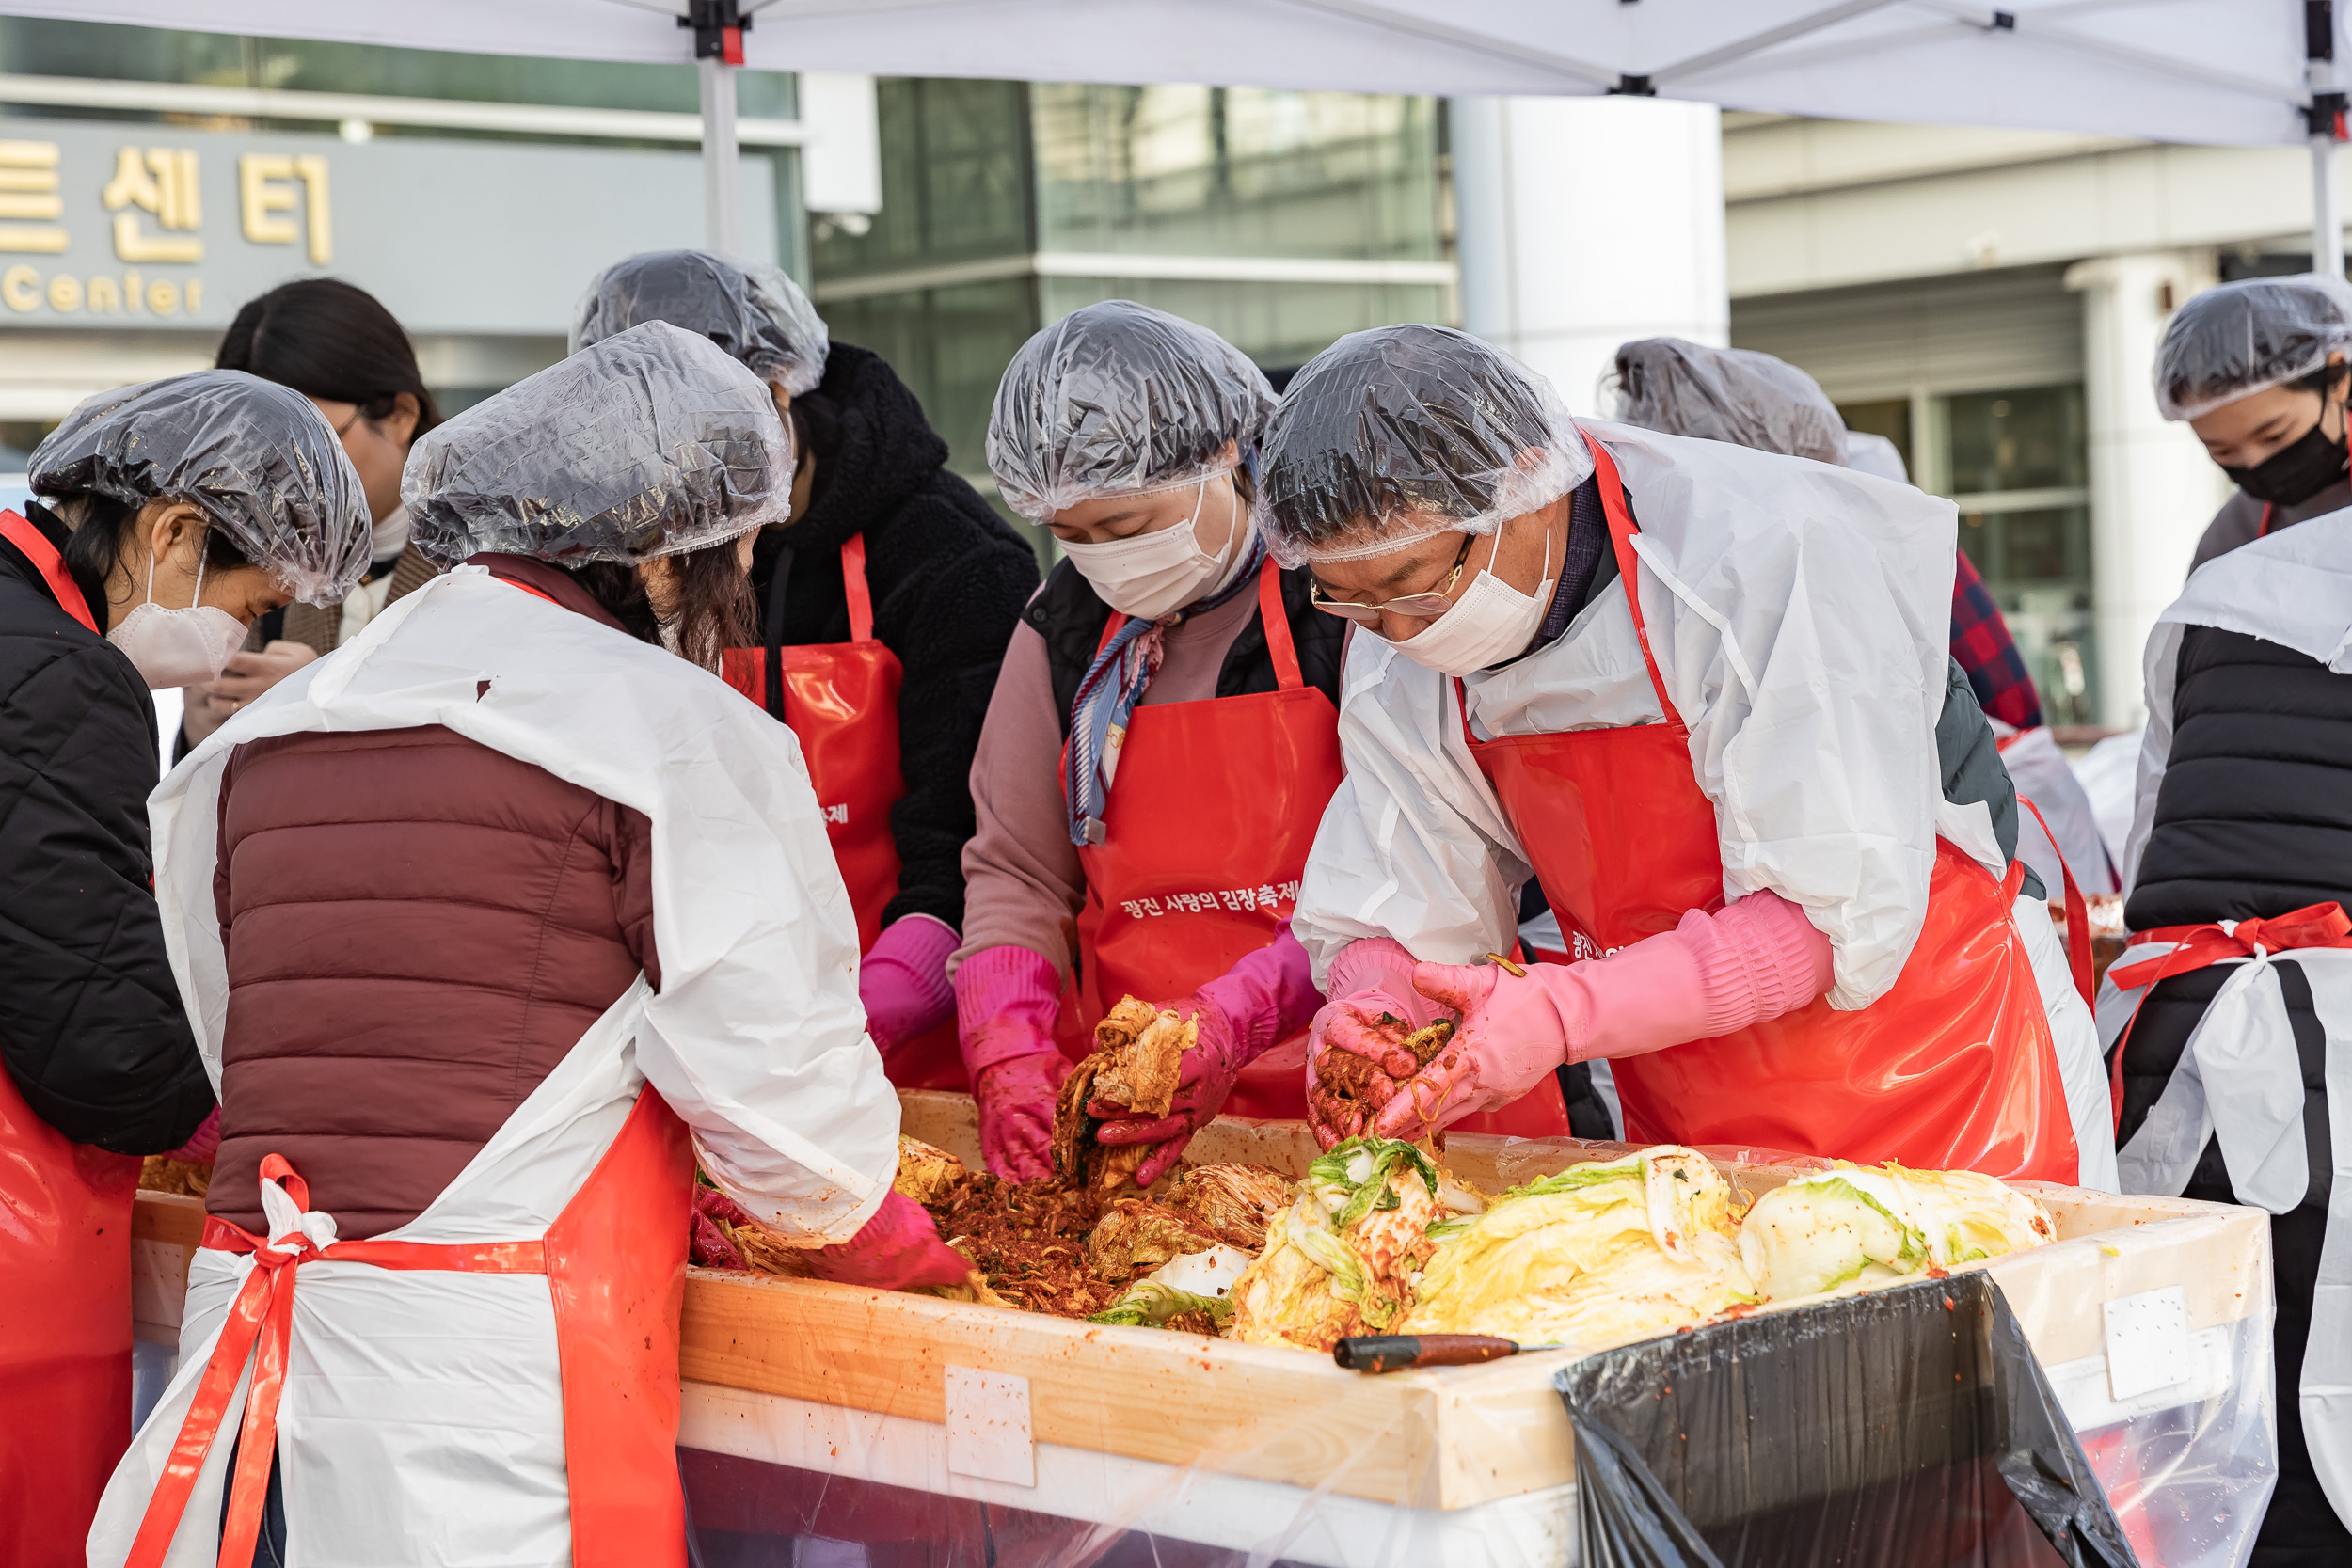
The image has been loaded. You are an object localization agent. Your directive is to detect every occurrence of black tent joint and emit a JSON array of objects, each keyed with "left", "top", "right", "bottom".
[{"left": 681, "top": 0, "right": 752, "bottom": 64}]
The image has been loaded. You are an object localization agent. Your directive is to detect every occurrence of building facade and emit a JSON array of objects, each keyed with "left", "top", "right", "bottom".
[
  {"left": 0, "top": 16, "right": 818, "bottom": 467},
  {"left": 1719, "top": 113, "right": 2320, "bottom": 732}
]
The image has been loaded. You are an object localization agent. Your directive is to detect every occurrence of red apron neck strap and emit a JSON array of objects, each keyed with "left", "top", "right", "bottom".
[
  {"left": 841, "top": 533, "right": 874, "bottom": 641},
  {"left": 2017, "top": 795, "right": 2094, "bottom": 1006},
  {"left": 1255, "top": 557, "right": 1302, "bottom": 691},
  {"left": 1579, "top": 434, "right": 1686, "bottom": 733},
  {"left": 2260, "top": 501, "right": 2273, "bottom": 538},
  {"left": 500, "top": 575, "right": 562, "bottom": 607},
  {"left": 0, "top": 508, "right": 100, "bottom": 634}
]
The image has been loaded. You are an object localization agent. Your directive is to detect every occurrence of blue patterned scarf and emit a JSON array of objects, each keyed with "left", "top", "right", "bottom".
[{"left": 1065, "top": 534, "right": 1267, "bottom": 846}]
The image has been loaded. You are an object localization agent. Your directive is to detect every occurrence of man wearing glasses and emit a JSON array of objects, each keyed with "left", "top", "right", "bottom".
[{"left": 1263, "top": 325, "right": 2113, "bottom": 1191}]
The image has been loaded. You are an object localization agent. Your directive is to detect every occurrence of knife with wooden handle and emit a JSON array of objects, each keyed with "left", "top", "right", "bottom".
[{"left": 1332, "top": 1334, "right": 1541, "bottom": 1372}]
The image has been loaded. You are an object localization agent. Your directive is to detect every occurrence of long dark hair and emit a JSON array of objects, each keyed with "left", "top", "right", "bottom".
[
  {"left": 215, "top": 278, "right": 441, "bottom": 435},
  {"left": 562, "top": 542, "right": 754, "bottom": 673},
  {"left": 52, "top": 491, "right": 250, "bottom": 615}
]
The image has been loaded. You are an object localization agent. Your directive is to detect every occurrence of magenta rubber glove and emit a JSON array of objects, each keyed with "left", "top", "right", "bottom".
[
  {"left": 955, "top": 943, "right": 1073, "bottom": 1180},
  {"left": 1364, "top": 893, "right": 1834, "bottom": 1141},
  {"left": 1090, "top": 930, "right": 1324, "bottom": 1185},
  {"left": 1305, "top": 938, "right": 1445, "bottom": 1148},
  {"left": 803, "top": 1190, "right": 975, "bottom": 1290},
  {"left": 860, "top": 913, "right": 959, "bottom": 1057}
]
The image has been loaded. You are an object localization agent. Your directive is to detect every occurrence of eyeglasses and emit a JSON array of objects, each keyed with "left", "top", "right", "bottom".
[{"left": 1308, "top": 530, "right": 1477, "bottom": 624}]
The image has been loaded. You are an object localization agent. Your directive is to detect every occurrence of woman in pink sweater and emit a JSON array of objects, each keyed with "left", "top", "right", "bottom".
[{"left": 955, "top": 302, "right": 1347, "bottom": 1180}]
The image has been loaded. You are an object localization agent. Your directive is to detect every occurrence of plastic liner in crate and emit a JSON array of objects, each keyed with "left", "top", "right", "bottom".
[{"left": 1558, "top": 1273, "right": 2137, "bottom": 1568}]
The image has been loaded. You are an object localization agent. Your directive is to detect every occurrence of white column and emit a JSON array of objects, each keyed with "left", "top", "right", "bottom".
[
  {"left": 1452, "top": 95, "right": 1727, "bottom": 416},
  {"left": 2064, "top": 252, "right": 2231, "bottom": 730}
]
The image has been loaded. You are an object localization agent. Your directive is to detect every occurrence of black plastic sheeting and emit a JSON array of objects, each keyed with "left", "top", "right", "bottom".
[{"left": 1557, "top": 1273, "right": 2140, "bottom": 1568}]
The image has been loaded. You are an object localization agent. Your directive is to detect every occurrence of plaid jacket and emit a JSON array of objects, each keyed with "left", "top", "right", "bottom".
[{"left": 1949, "top": 548, "right": 2042, "bottom": 730}]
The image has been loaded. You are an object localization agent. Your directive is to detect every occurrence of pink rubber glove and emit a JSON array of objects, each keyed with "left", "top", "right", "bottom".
[
  {"left": 861, "top": 914, "right": 959, "bottom": 1057},
  {"left": 1091, "top": 930, "right": 1324, "bottom": 1185},
  {"left": 955, "top": 944, "right": 1073, "bottom": 1180},
  {"left": 165, "top": 1105, "right": 221, "bottom": 1165},
  {"left": 1305, "top": 938, "right": 1443, "bottom": 1149},
  {"left": 803, "top": 1190, "right": 974, "bottom": 1290},
  {"left": 1368, "top": 894, "right": 1833, "bottom": 1141}
]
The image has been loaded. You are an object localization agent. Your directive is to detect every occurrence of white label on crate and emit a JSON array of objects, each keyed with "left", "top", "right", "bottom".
[
  {"left": 2104, "top": 1286, "right": 2192, "bottom": 1402},
  {"left": 944, "top": 1366, "right": 1035, "bottom": 1487}
]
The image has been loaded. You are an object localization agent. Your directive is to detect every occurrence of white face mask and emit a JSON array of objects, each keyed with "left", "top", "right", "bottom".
[
  {"left": 1384, "top": 516, "right": 1555, "bottom": 678},
  {"left": 1059, "top": 477, "right": 1246, "bottom": 621},
  {"left": 106, "top": 546, "right": 249, "bottom": 690}
]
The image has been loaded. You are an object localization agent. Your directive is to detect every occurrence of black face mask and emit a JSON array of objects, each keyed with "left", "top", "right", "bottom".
[{"left": 2221, "top": 413, "right": 2350, "bottom": 506}]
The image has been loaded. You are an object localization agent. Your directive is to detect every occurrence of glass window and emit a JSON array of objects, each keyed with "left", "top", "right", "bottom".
[
  {"left": 1031, "top": 86, "right": 1441, "bottom": 261},
  {"left": 1941, "top": 382, "right": 2096, "bottom": 724},
  {"left": 1945, "top": 384, "right": 2086, "bottom": 495},
  {"left": 1836, "top": 398, "right": 1912, "bottom": 477},
  {"left": 812, "top": 78, "right": 1034, "bottom": 279}
]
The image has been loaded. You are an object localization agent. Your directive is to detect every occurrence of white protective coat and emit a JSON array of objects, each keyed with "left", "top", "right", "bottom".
[
  {"left": 2104, "top": 510, "right": 2352, "bottom": 1531},
  {"left": 1294, "top": 420, "right": 2114, "bottom": 1187},
  {"left": 89, "top": 567, "right": 900, "bottom": 1568}
]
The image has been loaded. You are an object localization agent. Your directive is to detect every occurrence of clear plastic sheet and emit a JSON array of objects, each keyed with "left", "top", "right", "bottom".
[
  {"left": 668, "top": 1106, "right": 2280, "bottom": 1568},
  {"left": 1253, "top": 325, "right": 1591, "bottom": 567},
  {"left": 572, "top": 249, "right": 831, "bottom": 398},
  {"left": 29, "top": 368, "right": 371, "bottom": 605},
  {"left": 986, "top": 299, "right": 1273, "bottom": 522}
]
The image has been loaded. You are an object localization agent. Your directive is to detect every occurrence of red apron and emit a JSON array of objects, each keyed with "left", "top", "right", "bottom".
[
  {"left": 719, "top": 539, "right": 961, "bottom": 1088},
  {"left": 1063, "top": 560, "right": 1341, "bottom": 1119},
  {"left": 0, "top": 508, "right": 143, "bottom": 1568},
  {"left": 123, "top": 1087, "right": 694, "bottom": 1568},
  {"left": 1460, "top": 442, "right": 2080, "bottom": 1180}
]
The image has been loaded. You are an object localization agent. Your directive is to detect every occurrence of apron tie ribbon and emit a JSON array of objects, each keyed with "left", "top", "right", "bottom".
[{"left": 124, "top": 1153, "right": 547, "bottom": 1568}]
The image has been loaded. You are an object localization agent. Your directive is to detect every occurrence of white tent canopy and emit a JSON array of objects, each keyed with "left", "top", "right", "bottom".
[{"left": 16, "top": 0, "right": 2352, "bottom": 266}]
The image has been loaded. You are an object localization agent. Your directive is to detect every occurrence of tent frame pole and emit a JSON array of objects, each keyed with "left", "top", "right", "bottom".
[
  {"left": 2312, "top": 0, "right": 2345, "bottom": 277},
  {"left": 700, "top": 55, "right": 740, "bottom": 256},
  {"left": 687, "top": 0, "right": 748, "bottom": 257}
]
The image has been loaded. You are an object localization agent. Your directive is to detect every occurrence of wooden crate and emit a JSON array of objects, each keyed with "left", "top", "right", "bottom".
[{"left": 131, "top": 1091, "right": 2268, "bottom": 1520}]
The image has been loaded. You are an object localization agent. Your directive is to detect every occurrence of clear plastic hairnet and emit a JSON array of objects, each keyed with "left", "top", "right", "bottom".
[
  {"left": 1254, "top": 325, "right": 1590, "bottom": 567},
  {"left": 28, "top": 369, "right": 371, "bottom": 607},
  {"left": 1608, "top": 338, "right": 1850, "bottom": 467},
  {"left": 571, "top": 249, "right": 830, "bottom": 399},
  {"left": 404, "top": 320, "right": 794, "bottom": 568},
  {"left": 2154, "top": 273, "right": 2352, "bottom": 420},
  {"left": 1841, "top": 431, "right": 1911, "bottom": 484},
  {"left": 986, "top": 300, "right": 1275, "bottom": 521}
]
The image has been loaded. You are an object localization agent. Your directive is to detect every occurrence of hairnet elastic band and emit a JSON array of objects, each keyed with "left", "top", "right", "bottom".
[
  {"left": 1295, "top": 515, "right": 1478, "bottom": 565},
  {"left": 1008, "top": 455, "right": 1239, "bottom": 521}
]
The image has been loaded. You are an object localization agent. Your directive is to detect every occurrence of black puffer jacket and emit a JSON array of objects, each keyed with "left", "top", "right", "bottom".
[
  {"left": 2114, "top": 623, "right": 2352, "bottom": 1563},
  {"left": 751, "top": 342, "right": 1041, "bottom": 936},
  {"left": 0, "top": 503, "right": 213, "bottom": 1153}
]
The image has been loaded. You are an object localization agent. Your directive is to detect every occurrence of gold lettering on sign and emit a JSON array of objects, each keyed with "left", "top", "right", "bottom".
[
  {"left": 240, "top": 153, "right": 331, "bottom": 263},
  {"left": 294, "top": 154, "right": 330, "bottom": 264},
  {"left": 0, "top": 141, "right": 68, "bottom": 254},
  {"left": 87, "top": 276, "right": 119, "bottom": 311},
  {"left": 1, "top": 264, "right": 39, "bottom": 311},
  {"left": 103, "top": 147, "right": 204, "bottom": 262},
  {"left": 46, "top": 273, "right": 80, "bottom": 312}
]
